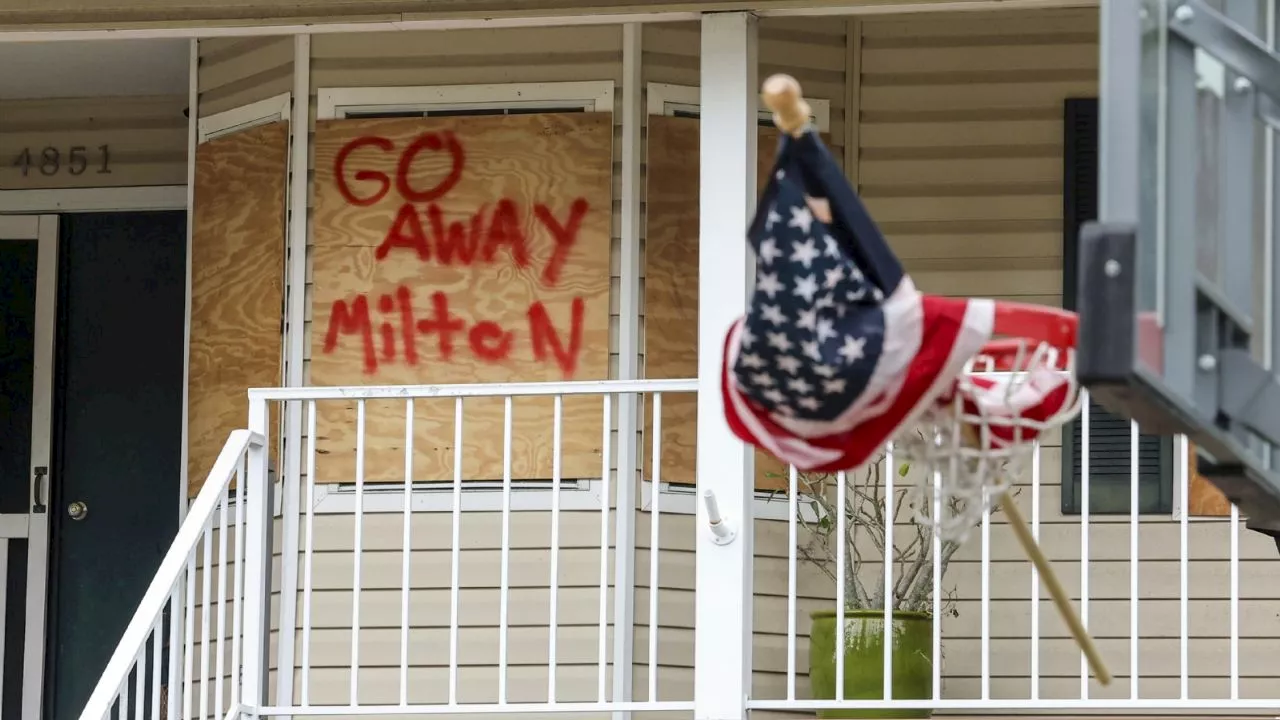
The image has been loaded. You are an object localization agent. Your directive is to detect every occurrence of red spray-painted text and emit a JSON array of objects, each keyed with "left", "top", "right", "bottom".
[{"left": 321, "top": 131, "right": 592, "bottom": 377}]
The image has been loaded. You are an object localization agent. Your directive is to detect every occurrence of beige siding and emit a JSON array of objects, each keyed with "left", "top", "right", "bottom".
[
  {"left": 197, "top": 36, "right": 296, "bottom": 117},
  {"left": 859, "top": 8, "right": 1097, "bottom": 308},
  {"left": 0, "top": 95, "right": 186, "bottom": 190}
]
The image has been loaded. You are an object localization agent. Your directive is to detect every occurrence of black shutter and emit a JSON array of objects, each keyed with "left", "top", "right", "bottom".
[{"left": 1060, "top": 97, "right": 1173, "bottom": 515}]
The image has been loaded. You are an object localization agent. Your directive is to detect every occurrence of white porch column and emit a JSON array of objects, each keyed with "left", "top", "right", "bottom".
[{"left": 694, "top": 12, "right": 757, "bottom": 720}]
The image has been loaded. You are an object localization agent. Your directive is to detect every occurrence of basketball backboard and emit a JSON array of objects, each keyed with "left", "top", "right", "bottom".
[{"left": 1077, "top": 0, "right": 1280, "bottom": 545}]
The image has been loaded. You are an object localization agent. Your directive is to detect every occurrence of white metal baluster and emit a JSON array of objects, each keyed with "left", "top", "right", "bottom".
[
  {"left": 883, "top": 445, "right": 894, "bottom": 701},
  {"left": 786, "top": 461, "right": 797, "bottom": 702},
  {"left": 1030, "top": 442, "right": 1041, "bottom": 699},
  {"left": 449, "top": 397, "right": 463, "bottom": 705},
  {"left": 499, "top": 395, "right": 513, "bottom": 705},
  {"left": 119, "top": 673, "right": 130, "bottom": 720},
  {"left": 1178, "top": 434, "right": 1189, "bottom": 699},
  {"left": 231, "top": 457, "right": 246, "bottom": 709},
  {"left": 836, "top": 469, "right": 847, "bottom": 702},
  {"left": 1230, "top": 502, "right": 1240, "bottom": 699},
  {"left": 549, "top": 395, "right": 563, "bottom": 702},
  {"left": 981, "top": 485, "right": 991, "bottom": 700},
  {"left": 301, "top": 401, "right": 316, "bottom": 707},
  {"left": 215, "top": 487, "right": 229, "bottom": 720},
  {"left": 134, "top": 645, "right": 145, "bottom": 720},
  {"left": 1080, "top": 401, "right": 1091, "bottom": 699},
  {"left": 1130, "top": 420, "right": 1140, "bottom": 699},
  {"left": 400, "top": 398, "right": 414, "bottom": 706},
  {"left": 352, "top": 399, "right": 366, "bottom": 706},
  {"left": 200, "top": 519, "right": 213, "bottom": 720},
  {"left": 649, "top": 393, "right": 663, "bottom": 702},
  {"left": 150, "top": 618, "right": 161, "bottom": 720},
  {"left": 598, "top": 393, "right": 612, "bottom": 702},
  {"left": 167, "top": 581, "right": 183, "bottom": 720},
  {"left": 931, "top": 466, "right": 942, "bottom": 702}
]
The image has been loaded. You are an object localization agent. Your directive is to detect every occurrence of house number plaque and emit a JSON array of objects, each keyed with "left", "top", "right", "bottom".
[{"left": 10, "top": 144, "right": 112, "bottom": 177}]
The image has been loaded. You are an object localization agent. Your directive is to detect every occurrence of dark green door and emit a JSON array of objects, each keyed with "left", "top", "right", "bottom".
[{"left": 47, "top": 211, "right": 186, "bottom": 720}]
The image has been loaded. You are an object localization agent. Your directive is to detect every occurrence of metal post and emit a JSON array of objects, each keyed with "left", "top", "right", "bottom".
[
  {"left": 241, "top": 397, "right": 273, "bottom": 718},
  {"left": 694, "top": 12, "right": 757, "bottom": 720}
]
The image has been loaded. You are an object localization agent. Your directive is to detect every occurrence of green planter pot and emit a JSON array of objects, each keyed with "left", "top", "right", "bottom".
[{"left": 808, "top": 609, "right": 934, "bottom": 719}]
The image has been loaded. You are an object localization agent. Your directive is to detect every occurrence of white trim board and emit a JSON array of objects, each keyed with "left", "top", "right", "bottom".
[
  {"left": 197, "top": 92, "right": 291, "bottom": 143},
  {"left": 646, "top": 81, "right": 832, "bottom": 130},
  {"left": 0, "top": 186, "right": 186, "bottom": 213},
  {"left": 317, "top": 81, "right": 615, "bottom": 119},
  {"left": 0, "top": 1, "right": 1091, "bottom": 43}
]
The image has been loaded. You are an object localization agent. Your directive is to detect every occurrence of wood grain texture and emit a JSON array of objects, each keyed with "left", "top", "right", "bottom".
[
  {"left": 1187, "top": 440, "right": 1233, "bottom": 517},
  {"left": 309, "top": 113, "right": 613, "bottom": 483},
  {"left": 187, "top": 120, "right": 288, "bottom": 496},
  {"left": 644, "top": 116, "right": 817, "bottom": 491}
]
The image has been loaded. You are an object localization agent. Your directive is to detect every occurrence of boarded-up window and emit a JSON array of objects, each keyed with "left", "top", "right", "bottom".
[
  {"left": 1059, "top": 97, "right": 1173, "bottom": 515},
  {"left": 644, "top": 116, "right": 834, "bottom": 492},
  {"left": 187, "top": 120, "right": 289, "bottom": 495},
  {"left": 308, "top": 113, "right": 613, "bottom": 484}
]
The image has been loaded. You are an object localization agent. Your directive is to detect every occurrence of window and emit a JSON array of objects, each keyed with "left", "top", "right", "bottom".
[
  {"left": 1059, "top": 96, "right": 1174, "bottom": 515},
  {"left": 311, "top": 81, "right": 615, "bottom": 514},
  {"left": 641, "top": 82, "right": 831, "bottom": 523}
]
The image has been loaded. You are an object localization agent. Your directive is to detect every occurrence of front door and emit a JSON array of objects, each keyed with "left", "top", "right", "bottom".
[
  {"left": 44, "top": 211, "right": 187, "bottom": 720},
  {"left": 0, "top": 215, "right": 56, "bottom": 720}
]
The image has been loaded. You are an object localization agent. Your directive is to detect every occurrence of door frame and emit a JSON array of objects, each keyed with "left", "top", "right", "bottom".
[
  {"left": 0, "top": 213, "right": 56, "bottom": 720},
  {"left": 1, "top": 183, "right": 186, "bottom": 720}
]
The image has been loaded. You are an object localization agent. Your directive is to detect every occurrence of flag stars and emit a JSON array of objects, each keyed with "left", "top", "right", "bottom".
[
  {"left": 814, "top": 364, "right": 837, "bottom": 378},
  {"left": 792, "top": 274, "right": 820, "bottom": 303},
  {"left": 739, "top": 352, "right": 766, "bottom": 369},
  {"left": 763, "top": 388, "right": 786, "bottom": 405},
  {"left": 776, "top": 355, "right": 803, "bottom": 375},
  {"left": 801, "top": 340, "right": 822, "bottom": 362},
  {"left": 740, "top": 327, "right": 756, "bottom": 349},
  {"left": 790, "top": 238, "right": 820, "bottom": 269},
  {"left": 823, "top": 234, "right": 841, "bottom": 258},
  {"left": 766, "top": 207, "right": 782, "bottom": 230},
  {"left": 824, "top": 265, "right": 845, "bottom": 289},
  {"left": 761, "top": 304, "right": 787, "bottom": 326},
  {"left": 797, "top": 396, "right": 822, "bottom": 411},
  {"left": 756, "top": 272, "right": 784, "bottom": 299},
  {"left": 822, "top": 377, "right": 847, "bottom": 395},
  {"left": 758, "top": 238, "right": 783, "bottom": 265},
  {"left": 750, "top": 372, "right": 775, "bottom": 388},
  {"left": 766, "top": 331, "right": 793, "bottom": 353},
  {"left": 816, "top": 318, "right": 837, "bottom": 343},
  {"left": 838, "top": 335, "right": 867, "bottom": 364},
  {"left": 787, "top": 377, "right": 814, "bottom": 395},
  {"left": 787, "top": 204, "right": 814, "bottom": 234},
  {"left": 796, "top": 308, "right": 817, "bottom": 331}
]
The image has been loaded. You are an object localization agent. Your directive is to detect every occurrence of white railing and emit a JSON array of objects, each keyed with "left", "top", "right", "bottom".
[
  {"left": 78, "top": 429, "right": 265, "bottom": 720},
  {"left": 79, "top": 380, "right": 1280, "bottom": 719}
]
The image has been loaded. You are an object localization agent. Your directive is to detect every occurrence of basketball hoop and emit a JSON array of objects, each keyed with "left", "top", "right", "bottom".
[{"left": 898, "top": 301, "right": 1083, "bottom": 543}]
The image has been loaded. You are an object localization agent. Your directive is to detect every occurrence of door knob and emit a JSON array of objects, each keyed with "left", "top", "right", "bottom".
[{"left": 67, "top": 501, "right": 88, "bottom": 521}]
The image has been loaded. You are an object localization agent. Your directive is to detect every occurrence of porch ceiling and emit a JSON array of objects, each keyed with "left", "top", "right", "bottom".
[
  {"left": 0, "top": 37, "right": 188, "bottom": 99},
  {"left": 0, "top": 0, "right": 1096, "bottom": 33}
]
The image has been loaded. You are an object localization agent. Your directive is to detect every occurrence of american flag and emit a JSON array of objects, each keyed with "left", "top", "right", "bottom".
[{"left": 721, "top": 127, "right": 1001, "bottom": 473}]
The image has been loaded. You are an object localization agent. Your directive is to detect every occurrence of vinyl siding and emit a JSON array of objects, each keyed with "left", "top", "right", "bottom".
[
  {"left": 0, "top": 95, "right": 186, "bottom": 190},
  {"left": 197, "top": 36, "right": 296, "bottom": 117}
]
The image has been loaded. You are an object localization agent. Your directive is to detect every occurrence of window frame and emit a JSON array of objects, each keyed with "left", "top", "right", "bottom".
[
  {"left": 309, "top": 81, "right": 616, "bottom": 513},
  {"left": 641, "top": 82, "right": 831, "bottom": 523}
]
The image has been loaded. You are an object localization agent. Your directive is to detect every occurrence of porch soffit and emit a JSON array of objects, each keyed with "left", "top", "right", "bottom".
[{"left": 0, "top": 0, "right": 1095, "bottom": 33}]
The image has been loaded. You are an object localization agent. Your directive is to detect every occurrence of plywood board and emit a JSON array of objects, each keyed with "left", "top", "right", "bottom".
[
  {"left": 187, "top": 120, "right": 288, "bottom": 496},
  {"left": 1187, "top": 441, "right": 1232, "bottom": 517},
  {"left": 645, "top": 116, "right": 833, "bottom": 491},
  {"left": 310, "top": 113, "right": 613, "bottom": 483}
]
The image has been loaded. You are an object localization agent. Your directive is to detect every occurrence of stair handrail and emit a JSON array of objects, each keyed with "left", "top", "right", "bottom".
[{"left": 78, "top": 429, "right": 265, "bottom": 720}]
